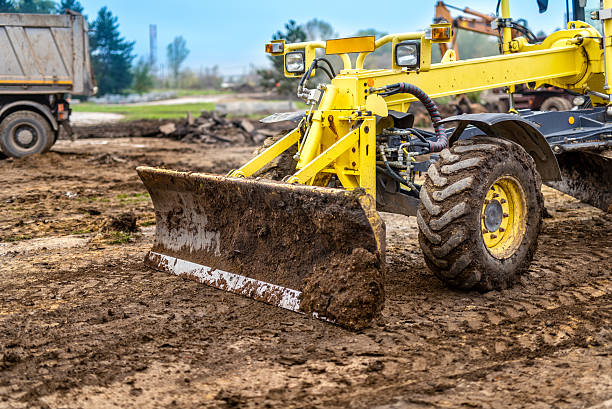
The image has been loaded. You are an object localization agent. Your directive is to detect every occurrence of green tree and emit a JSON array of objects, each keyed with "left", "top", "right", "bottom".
[
  {"left": 0, "top": 0, "right": 16, "bottom": 12},
  {"left": 354, "top": 28, "right": 390, "bottom": 69},
  {"left": 15, "top": 0, "right": 56, "bottom": 13},
  {"left": 304, "top": 18, "right": 336, "bottom": 41},
  {"left": 90, "top": 7, "right": 135, "bottom": 95},
  {"left": 55, "top": 0, "right": 83, "bottom": 14},
  {"left": 166, "top": 36, "right": 189, "bottom": 86},
  {"left": 132, "top": 58, "right": 154, "bottom": 94},
  {"left": 257, "top": 20, "right": 306, "bottom": 95}
]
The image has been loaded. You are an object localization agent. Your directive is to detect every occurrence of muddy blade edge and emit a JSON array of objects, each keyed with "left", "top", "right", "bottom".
[
  {"left": 136, "top": 166, "right": 386, "bottom": 330},
  {"left": 546, "top": 151, "right": 612, "bottom": 213}
]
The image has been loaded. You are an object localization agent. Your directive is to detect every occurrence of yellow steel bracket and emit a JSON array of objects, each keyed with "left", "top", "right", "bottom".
[
  {"left": 286, "top": 128, "right": 359, "bottom": 185},
  {"left": 286, "top": 117, "right": 377, "bottom": 197},
  {"left": 227, "top": 127, "right": 302, "bottom": 178}
]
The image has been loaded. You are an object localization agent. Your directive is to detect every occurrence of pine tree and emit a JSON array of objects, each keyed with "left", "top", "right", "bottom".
[
  {"left": 0, "top": 0, "right": 16, "bottom": 12},
  {"left": 90, "top": 7, "right": 135, "bottom": 95},
  {"left": 15, "top": 0, "right": 56, "bottom": 13},
  {"left": 55, "top": 0, "right": 83, "bottom": 14}
]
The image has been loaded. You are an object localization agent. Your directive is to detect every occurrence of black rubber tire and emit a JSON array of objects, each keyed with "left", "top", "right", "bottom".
[
  {"left": 0, "top": 111, "right": 52, "bottom": 158},
  {"left": 251, "top": 131, "right": 297, "bottom": 180},
  {"left": 540, "top": 96, "right": 572, "bottom": 112},
  {"left": 417, "top": 137, "right": 543, "bottom": 291}
]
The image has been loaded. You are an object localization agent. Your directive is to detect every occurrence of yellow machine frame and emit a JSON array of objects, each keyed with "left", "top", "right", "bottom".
[{"left": 229, "top": 0, "right": 610, "bottom": 201}]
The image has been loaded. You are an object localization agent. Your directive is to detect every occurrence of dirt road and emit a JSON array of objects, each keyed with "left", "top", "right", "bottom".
[{"left": 0, "top": 134, "right": 610, "bottom": 408}]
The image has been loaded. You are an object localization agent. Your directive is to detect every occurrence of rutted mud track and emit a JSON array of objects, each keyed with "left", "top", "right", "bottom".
[{"left": 0, "top": 136, "right": 610, "bottom": 408}]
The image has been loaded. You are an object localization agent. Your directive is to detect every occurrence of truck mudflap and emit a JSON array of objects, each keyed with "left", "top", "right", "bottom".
[
  {"left": 137, "top": 167, "right": 386, "bottom": 330},
  {"left": 546, "top": 150, "right": 612, "bottom": 213}
]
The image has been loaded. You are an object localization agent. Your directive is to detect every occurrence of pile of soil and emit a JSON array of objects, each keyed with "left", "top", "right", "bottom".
[
  {"left": 70, "top": 111, "right": 292, "bottom": 146},
  {"left": 71, "top": 119, "right": 169, "bottom": 139},
  {"left": 168, "top": 111, "right": 278, "bottom": 145}
]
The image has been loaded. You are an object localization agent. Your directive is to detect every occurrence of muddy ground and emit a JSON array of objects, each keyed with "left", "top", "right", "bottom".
[{"left": 0, "top": 132, "right": 610, "bottom": 409}]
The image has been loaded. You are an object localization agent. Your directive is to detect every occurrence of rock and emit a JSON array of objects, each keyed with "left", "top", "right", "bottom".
[
  {"left": 102, "top": 212, "right": 138, "bottom": 233},
  {"left": 159, "top": 123, "right": 176, "bottom": 135},
  {"left": 239, "top": 119, "right": 255, "bottom": 134}
]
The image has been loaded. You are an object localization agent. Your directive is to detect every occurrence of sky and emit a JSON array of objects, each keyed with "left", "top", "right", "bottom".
[{"left": 78, "top": 0, "right": 570, "bottom": 76}]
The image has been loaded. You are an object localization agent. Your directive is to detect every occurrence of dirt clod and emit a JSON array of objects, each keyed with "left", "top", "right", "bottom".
[
  {"left": 102, "top": 212, "right": 138, "bottom": 233},
  {"left": 301, "top": 248, "right": 385, "bottom": 330}
]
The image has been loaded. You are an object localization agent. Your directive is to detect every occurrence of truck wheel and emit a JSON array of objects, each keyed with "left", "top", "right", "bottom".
[
  {"left": 0, "top": 111, "right": 52, "bottom": 158},
  {"left": 417, "top": 137, "right": 543, "bottom": 291},
  {"left": 540, "top": 96, "right": 572, "bottom": 111}
]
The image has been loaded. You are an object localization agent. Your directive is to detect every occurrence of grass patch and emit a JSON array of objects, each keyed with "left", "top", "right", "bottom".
[
  {"left": 106, "top": 231, "right": 133, "bottom": 245},
  {"left": 116, "top": 192, "right": 150, "bottom": 202},
  {"left": 72, "top": 229, "right": 92, "bottom": 235},
  {"left": 73, "top": 102, "right": 216, "bottom": 121},
  {"left": 151, "top": 88, "right": 231, "bottom": 97},
  {"left": 139, "top": 220, "right": 155, "bottom": 227},
  {"left": 4, "top": 234, "right": 33, "bottom": 242}
]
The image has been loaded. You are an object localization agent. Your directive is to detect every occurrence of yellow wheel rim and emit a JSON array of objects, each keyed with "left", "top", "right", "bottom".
[{"left": 481, "top": 176, "right": 527, "bottom": 259}]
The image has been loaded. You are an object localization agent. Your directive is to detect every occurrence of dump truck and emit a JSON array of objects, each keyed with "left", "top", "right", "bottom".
[
  {"left": 0, "top": 12, "right": 95, "bottom": 158},
  {"left": 138, "top": 0, "right": 611, "bottom": 330}
]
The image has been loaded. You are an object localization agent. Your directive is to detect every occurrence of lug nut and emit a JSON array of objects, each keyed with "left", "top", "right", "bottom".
[
  {"left": 492, "top": 193, "right": 499, "bottom": 198},
  {"left": 503, "top": 213, "right": 509, "bottom": 218},
  {"left": 499, "top": 227, "right": 505, "bottom": 232},
  {"left": 500, "top": 198, "right": 507, "bottom": 204},
  {"left": 490, "top": 234, "right": 497, "bottom": 239}
]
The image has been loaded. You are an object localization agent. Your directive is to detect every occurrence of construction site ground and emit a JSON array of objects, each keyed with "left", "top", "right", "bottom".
[{"left": 0, "top": 128, "right": 610, "bottom": 409}]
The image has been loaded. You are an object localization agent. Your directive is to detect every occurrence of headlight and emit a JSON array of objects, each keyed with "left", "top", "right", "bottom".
[
  {"left": 285, "top": 51, "right": 305, "bottom": 74},
  {"left": 572, "top": 95, "right": 586, "bottom": 106},
  {"left": 395, "top": 41, "right": 420, "bottom": 70}
]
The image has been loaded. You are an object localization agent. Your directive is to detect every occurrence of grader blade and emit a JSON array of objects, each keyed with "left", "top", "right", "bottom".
[
  {"left": 137, "top": 166, "right": 386, "bottom": 330},
  {"left": 546, "top": 151, "right": 612, "bottom": 213}
]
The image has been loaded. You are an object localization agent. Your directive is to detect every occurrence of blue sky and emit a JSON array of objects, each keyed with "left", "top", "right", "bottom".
[{"left": 78, "top": 1, "right": 568, "bottom": 75}]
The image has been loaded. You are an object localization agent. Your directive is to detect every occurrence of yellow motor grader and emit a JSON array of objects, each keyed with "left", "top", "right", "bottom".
[{"left": 138, "top": 0, "right": 612, "bottom": 330}]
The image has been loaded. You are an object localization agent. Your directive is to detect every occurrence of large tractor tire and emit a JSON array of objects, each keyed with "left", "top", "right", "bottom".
[
  {"left": 417, "top": 137, "right": 543, "bottom": 291},
  {"left": 0, "top": 111, "right": 52, "bottom": 158},
  {"left": 540, "top": 96, "right": 572, "bottom": 111}
]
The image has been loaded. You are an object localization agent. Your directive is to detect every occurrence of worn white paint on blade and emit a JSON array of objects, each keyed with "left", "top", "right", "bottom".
[{"left": 148, "top": 252, "right": 302, "bottom": 311}]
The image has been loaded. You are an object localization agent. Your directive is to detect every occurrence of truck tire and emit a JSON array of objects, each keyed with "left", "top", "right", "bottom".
[
  {"left": 540, "top": 96, "right": 572, "bottom": 111},
  {"left": 417, "top": 137, "right": 543, "bottom": 291},
  {"left": 0, "top": 111, "right": 52, "bottom": 158}
]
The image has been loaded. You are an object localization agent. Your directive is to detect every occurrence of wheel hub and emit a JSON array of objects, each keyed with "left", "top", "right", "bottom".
[
  {"left": 481, "top": 176, "right": 527, "bottom": 259},
  {"left": 13, "top": 125, "right": 38, "bottom": 149},
  {"left": 483, "top": 200, "right": 503, "bottom": 232}
]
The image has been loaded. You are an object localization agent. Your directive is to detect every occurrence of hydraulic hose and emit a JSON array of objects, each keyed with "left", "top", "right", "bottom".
[{"left": 371, "top": 83, "right": 447, "bottom": 152}]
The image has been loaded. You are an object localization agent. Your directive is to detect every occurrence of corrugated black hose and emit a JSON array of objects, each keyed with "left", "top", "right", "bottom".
[{"left": 370, "top": 83, "right": 448, "bottom": 152}]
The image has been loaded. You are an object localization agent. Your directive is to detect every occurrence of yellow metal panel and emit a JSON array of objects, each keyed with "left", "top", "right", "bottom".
[{"left": 326, "top": 36, "right": 375, "bottom": 55}]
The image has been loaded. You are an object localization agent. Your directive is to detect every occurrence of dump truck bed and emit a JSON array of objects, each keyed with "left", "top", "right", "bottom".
[{"left": 0, "top": 13, "right": 94, "bottom": 95}]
